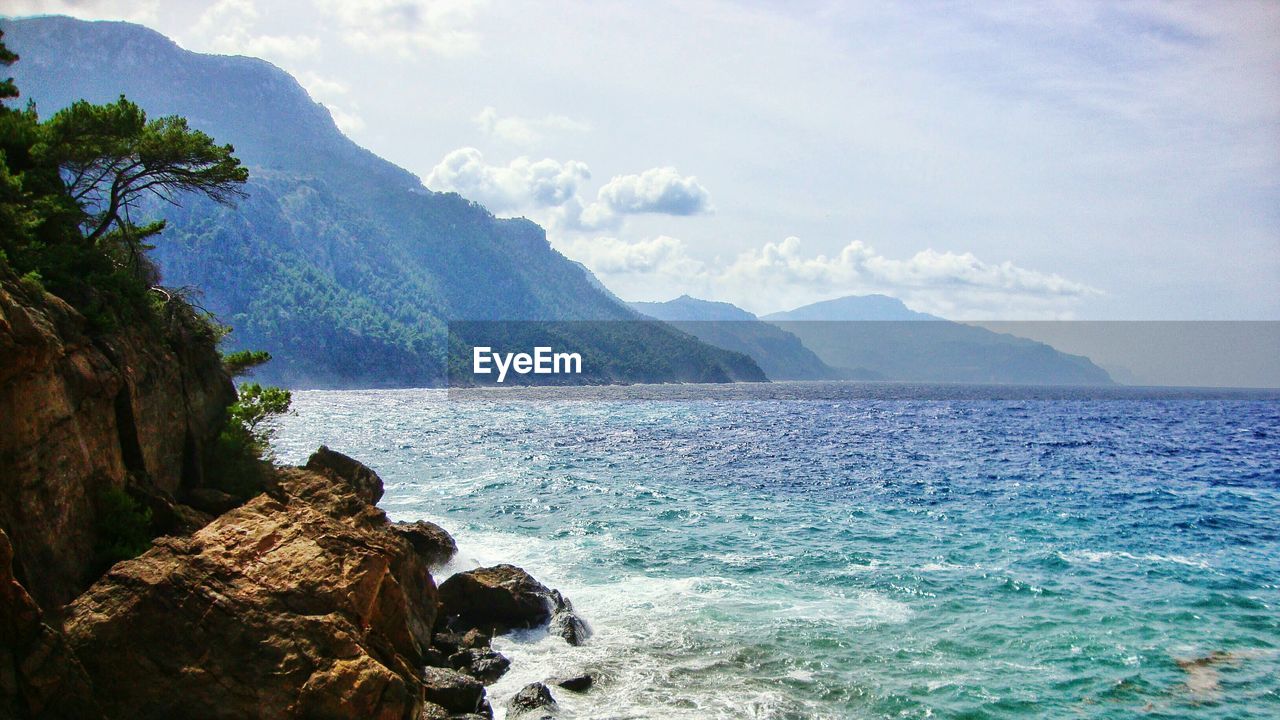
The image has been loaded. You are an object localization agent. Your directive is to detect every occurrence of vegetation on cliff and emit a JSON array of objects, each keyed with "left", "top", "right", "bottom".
[{"left": 0, "top": 29, "right": 289, "bottom": 564}]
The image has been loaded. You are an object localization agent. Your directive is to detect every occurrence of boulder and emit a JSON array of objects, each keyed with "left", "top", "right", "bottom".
[
  {"left": 304, "top": 445, "right": 384, "bottom": 504},
  {"left": 508, "top": 682, "right": 557, "bottom": 716},
  {"left": 449, "top": 648, "right": 511, "bottom": 684},
  {"left": 392, "top": 520, "right": 458, "bottom": 569},
  {"left": 551, "top": 673, "right": 595, "bottom": 693},
  {"left": 438, "top": 565, "right": 554, "bottom": 632},
  {"left": 548, "top": 589, "right": 591, "bottom": 646},
  {"left": 421, "top": 667, "right": 487, "bottom": 716},
  {"left": 62, "top": 467, "right": 437, "bottom": 719}
]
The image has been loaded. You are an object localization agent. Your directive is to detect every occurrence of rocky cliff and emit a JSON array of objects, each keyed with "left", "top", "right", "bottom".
[
  {"left": 0, "top": 268, "right": 590, "bottom": 719},
  {"left": 0, "top": 265, "right": 234, "bottom": 614}
]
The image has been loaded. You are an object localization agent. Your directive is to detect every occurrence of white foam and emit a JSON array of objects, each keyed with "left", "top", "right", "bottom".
[{"left": 1061, "top": 549, "right": 1211, "bottom": 570}]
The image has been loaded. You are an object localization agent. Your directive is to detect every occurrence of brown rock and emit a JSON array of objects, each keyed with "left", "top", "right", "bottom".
[
  {"left": 304, "top": 445, "right": 384, "bottom": 505},
  {"left": 437, "top": 565, "right": 554, "bottom": 632},
  {"left": 62, "top": 468, "right": 437, "bottom": 719},
  {"left": 0, "top": 528, "right": 102, "bottom": 718},
  {"left": 0, "top": 266, "right": 234, "bottom": 613},
  {"left": 392, "top": 520, "right": 458, "bottom": 569},
  {"left": 184, "top": 487, "right": 241, "bottom": 515}
]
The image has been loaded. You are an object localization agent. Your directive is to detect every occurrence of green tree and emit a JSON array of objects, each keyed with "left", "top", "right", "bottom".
[{"left": 38, "top": 96, "right": 248, "bottom": 251}]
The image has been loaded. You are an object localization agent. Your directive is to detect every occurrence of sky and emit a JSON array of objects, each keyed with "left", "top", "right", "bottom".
[{"left": 4, "top": 0, "right": 1278, "bottom": 320}]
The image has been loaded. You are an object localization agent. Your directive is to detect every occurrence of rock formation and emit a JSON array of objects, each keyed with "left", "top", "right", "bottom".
[
  {"left": 0, "top": 268, "right": 234, "bottom": 614},
  {"left": 0, "top": 267, "right": 590, "bottom": 718}
]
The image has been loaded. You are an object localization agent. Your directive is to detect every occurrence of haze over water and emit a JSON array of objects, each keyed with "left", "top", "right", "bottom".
[{"left": 272, "top": 383, "right": 1280, "bottom": 719}]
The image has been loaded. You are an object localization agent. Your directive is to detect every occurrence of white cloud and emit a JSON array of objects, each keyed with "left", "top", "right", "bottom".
[
  {"left": 316, "top": 0, "right": 487, "bottom": 58},
  {"left": 424, "top": 148, "right": 710, "bottom": 233},
  {"left": 190, "top": 0, "right": 319, "bottom": 62},
  {"left": 722, "top": 237, "right": 1098, "bottom": 299},
  {"left": 473, "top": 106, "right": 590, "bottom": 146},
  {"left": 595, "top": 167, "right": 711, "bottom": 216},
  {"left": 424, "top": 147, "right": 590, "bottom": 212},
  {"left": 563, "top": 235, "right": 705, "bottom": 276},
  {"left": 297, "top": 72, "right": 365, "bottom": 134},
  {"left": 0, "top": 0, "right": 158, "bottom": 23},
  {"left": 566, "top": 234, "right": 1102, "bottom": 319}
]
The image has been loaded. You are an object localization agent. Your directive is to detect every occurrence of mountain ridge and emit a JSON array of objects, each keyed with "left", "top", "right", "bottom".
[
  {"left": 1, "top": 15, "right": 764, "bottom": 386},
  {"left": 765, "top": 295, "right": 1115, "bottom": 385},
  {"left": 630, "top": 296, "right": 839, "bottom": 380}
]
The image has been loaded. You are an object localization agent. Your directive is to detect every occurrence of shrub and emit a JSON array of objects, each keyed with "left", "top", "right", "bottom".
[{"left": 96, "top": 486, "right": 153, "bottom": 567}]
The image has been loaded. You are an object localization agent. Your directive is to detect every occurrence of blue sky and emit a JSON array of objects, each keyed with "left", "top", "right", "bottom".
[{"left": 5, "top": 0, "right": 1278, "bottom": 319}]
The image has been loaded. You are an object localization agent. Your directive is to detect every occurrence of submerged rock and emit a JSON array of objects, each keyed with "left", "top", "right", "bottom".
[
  {"left": 392, "top": 519, "right": 458, "bottom": 569},
  {"left": 508, "top": 682, "right": 557, "bottom": 716},
  {"left": 551, "top": 672, "right": 595, "bottom": 693}
]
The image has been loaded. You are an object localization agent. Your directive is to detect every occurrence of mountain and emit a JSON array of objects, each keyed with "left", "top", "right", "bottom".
[
  {"left": 765, "top": 295, "right": 1114, "bottom": 385},
  {"left": 762, "top": 294, "right": 939, "bottom": 321},
  {"left": 631, "top": 296, "right": 839, "bottom": 380},
  {"left": 1, "top": 16, "right": 763, "bottom": 387}
]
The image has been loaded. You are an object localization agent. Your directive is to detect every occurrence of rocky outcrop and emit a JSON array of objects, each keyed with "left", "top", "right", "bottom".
[
  {"left": 391, "top": 520, "right": 457, "bottom": 570},
  {"left": 61, "top": 465, "right": 437, "bottom": 719},
  {"left": 548, "top": 590, "right": 591, "bottom": 646},
  {"left": 304, "top": 445, "right": 384, "bottom": 505},
  {"left": 438, "top": 566, "right": 589, "bottom": 648},
  {"left": 0, "top": 269, "right": 234, "bottom": 613},
  {"left": 1, "top": 267, "right": 591, "bottom": 718},
  {"left": 438, "top": 565, "right": 551, "bottom": 632}
]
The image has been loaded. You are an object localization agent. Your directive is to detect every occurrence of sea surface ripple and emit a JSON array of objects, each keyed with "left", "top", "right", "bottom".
[{"left": 271, "top": 383, "right": 1280, "bottom": 719}]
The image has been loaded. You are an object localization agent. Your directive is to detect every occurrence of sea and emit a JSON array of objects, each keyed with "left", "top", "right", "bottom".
[{"left": 269, "top": 382, "right": 1280, "bottom": 719}]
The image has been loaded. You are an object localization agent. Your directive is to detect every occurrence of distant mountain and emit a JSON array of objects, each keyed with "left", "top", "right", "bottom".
[
  {"left": 631, "top": 296, "right": 840, "bottom": 380},
  {"left": 765, "top": 295, "right": 1114, "bottom": 385},
  {"left": 2, "top": 16, "right": 763, "bottom": 386},
  {"left": 762, "top": 294, "right": 939, "bottom": 321}
]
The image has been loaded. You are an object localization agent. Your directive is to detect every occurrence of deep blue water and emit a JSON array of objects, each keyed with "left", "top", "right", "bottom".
[{"left": 271, "top": 383, "right": 1280, "bottom": 719}]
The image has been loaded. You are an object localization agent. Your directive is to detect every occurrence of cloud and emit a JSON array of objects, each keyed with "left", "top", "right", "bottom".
[
  {"left": 0, "top": 0, "right": 158, "bottom": 23},
  {"left": 563, "top": 235, "right": 705, "bottom": 276},
  {"left": 566, "top": 234, "right": 1101, "bottom": 318},
  {"left": 316, "top": 0, "right": 487, "bottom": 57},
  {"left": 595, "top": 167, "right": 711, "bottom": 216},
  {"left": 473, "top": 106, "right": 590, "bottom": 146},
  {"left": 298, "top": 72, "right": 365, "bottom": 134},
  {"left": 722, "top": 236, "right": 1099, "bottom": 298},
  {"left": 424, "top": 148, "right": 709, "bottom": 233},
  {"left": 424, "top": 147, "right": 590, "bottom": 212},
  {"left": 181, "top": 0, "right": 320, "bottom": 68}
]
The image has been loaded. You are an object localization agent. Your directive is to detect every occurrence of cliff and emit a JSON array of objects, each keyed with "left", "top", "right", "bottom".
[
  {"left": 0, "top": 268, "right": 589, "bottom": 718},
  {"left": 0, "top": 265, "right": 234, "bottom": 613}
]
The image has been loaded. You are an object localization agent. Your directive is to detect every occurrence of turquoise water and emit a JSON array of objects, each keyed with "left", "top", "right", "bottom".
[{"left": 270, "top": 383, "right": 1280, "bottom": 719}]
